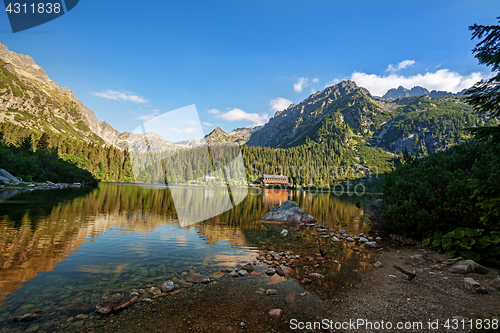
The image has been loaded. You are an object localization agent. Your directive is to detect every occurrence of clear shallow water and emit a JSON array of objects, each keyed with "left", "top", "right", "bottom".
[{"left": 0, "top": 183, "right": 372, "bottom": 331}]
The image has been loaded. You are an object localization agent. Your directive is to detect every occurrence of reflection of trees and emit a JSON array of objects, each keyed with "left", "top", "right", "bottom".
[
  {"left": 0, "top": 184, "right": 179, "bottom": 303},
  {"left": 0, "top": 184, "right": 369, "bottom": 304},
  {"left": 199, "top": 188, "right": 371, "bottom": 300}
]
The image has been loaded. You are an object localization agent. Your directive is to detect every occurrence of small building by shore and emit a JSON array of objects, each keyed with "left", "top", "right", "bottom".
[{"left": 252, "top": 174, "right": 289, "bottom": 186}]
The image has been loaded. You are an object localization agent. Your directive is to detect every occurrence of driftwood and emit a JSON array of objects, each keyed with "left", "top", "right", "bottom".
[{"left": 394, "top": 265, "right": 416, "bottom": 280}]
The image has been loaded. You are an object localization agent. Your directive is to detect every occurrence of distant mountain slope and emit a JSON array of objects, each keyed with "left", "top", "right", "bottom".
[
  {"left": 247, "top": 81, "right": 496, "bottom": 158},
  {"left": 382, "top": 86, "right": 430, "bottom": 99},
  {"left": 382, "top": 85, "right": 467, "bottom": 99},
  {"left": 203, "top": 126, "right": 262, "bottom": 144}
]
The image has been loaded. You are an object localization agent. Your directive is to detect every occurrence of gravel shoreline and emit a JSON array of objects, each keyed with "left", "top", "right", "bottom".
[{"left": 58, "top": 243, "right": 498, "bottom": 333}]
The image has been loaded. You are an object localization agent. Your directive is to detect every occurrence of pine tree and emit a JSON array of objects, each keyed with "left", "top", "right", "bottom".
[{"left": 465, "top": 16, "right": 500, "bottom": 141}]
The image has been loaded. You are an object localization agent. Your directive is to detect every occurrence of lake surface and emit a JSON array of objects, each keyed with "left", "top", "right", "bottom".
[{"left": 0, "top": 183, "right": 374, "bottom": 332}]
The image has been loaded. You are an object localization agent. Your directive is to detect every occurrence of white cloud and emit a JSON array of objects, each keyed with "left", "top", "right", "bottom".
[
  {"left": 136, "top": 109, "right": 160, "bottom": 121},
  {"left": 269, "top": 97, "right": 292, "bottom": 112},
  {"left": 351, "top": 69, "right": 485, "bottom": 97},
  {"left": 386, "top": 60, "right": 415, "bottom": 73},
  {"left": 207, "top": 108, "right": 221, "bottom": 114},
  {"left": 324, "top": 78, "right": 340, "bottom": 88},
  {"left": 136, "top": 114, "right": 156, "bottom": 121},
  {"left": 216, "top": 108, "right": 268, "bottom": 125},
  {"left": 312, "top": 78, "right": 319, "bottom": 83},
  {"left": 92, "top": 90, "right": 147, "bottom": 103},
  {"left": 168, "top": 127, "right": 197, "bottom": 134},
  {"left": 202, "top": 122, "right": 214, "bottom": 126},
  {"left": 294, "top": 77, "right": 308, "bottom": 93},
  {"left": 183, "top": 120, "right": 198, "bottom": 125}
]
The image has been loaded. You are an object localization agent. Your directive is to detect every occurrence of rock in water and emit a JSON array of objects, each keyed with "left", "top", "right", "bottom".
[
  {"left": 308, "top": 273, "right": 324, "bottom": 279},
  {"left": 276, "top": 265, "right": 291, "bottom": 276},
  {"left": 269, "top": 309, "right": 282, "bottom": 318},
  {"left": 261, "top": 200, "right": 316, "bottom": 223},
  {"left": 241, "top": 263, "right": 254, "bottom": 272},
  {"left": 364, "top": 241, "right": 377, "bottom": 248},
  {"left": 229, "top": 271, "right": 239, "bottom": 277},
  {"left": 150, "top": 287, "right": 162, "bottom": 295},
  {"left": 238, "top": 270, "right": 248, "bottom": 276},
  {"left": 201, "top": 277, "right": 211, "bottom": 284},
  {"left": 95, "top": 296, "right": 139, "bottom": 315},
  {"left": 264, "top": 268, "right": 276, "bottom": 276},
  {"left": 12, "top": 310, "right": 42, "bottom": 322},
  {"left": 266, "top": 289, "right": 278, "bottom": 295},
  {"left": 280, "top": 229, "right": 289, "bottom": 236},
  {"left": 162, "top": 281, "right": 175, "bottom": 292}
]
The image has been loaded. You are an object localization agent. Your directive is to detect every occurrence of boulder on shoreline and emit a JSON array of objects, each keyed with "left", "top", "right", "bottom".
[
  {"left": 260, "top": 200, "right": 316, "bottom": 224},
  {"left": 0, "top": 169, "right": 20, "bottom": 184},
  {"left": 449, "top": 260, "right": 488, "bottom": 274}
]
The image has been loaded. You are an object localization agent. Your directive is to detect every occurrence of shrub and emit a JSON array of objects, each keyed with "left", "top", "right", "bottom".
[{"left": 382, "top": 141, "right": 500, "bottom": 238}]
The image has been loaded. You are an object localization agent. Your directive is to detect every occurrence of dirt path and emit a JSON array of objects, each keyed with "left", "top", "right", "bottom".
[{"left": 329, "top": 245, "right": 500, "bottom": 333}]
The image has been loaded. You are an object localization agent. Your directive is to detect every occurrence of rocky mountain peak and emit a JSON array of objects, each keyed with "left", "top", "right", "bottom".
[
  {"left": 246, "top": 80, "right": 374, "bottom": 147},
  {"left": 0, "top": 43, "right": 51, "bottom": 84},
  {"left": 208, "top": 127, "right": 226, "bottom": 137}
]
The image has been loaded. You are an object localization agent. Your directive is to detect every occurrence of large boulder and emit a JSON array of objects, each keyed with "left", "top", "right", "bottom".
[
  {"left": 449, "top": 260, "right": 488, "bottom": 274},
  {"left": 261, "top": 200, "right": 316, "bottom": 223},
  {"left": 0, "top": 176, "right": 11, "bottom": 185},
  {"left": 0, "top": 169, "right": 20, "bottom": 184}
]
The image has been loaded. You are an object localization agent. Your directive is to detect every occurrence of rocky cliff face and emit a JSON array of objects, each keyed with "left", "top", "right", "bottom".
[
  {"left": 0, "top": 42, "right": 107, "bottom": 144},
  {"left": 0, "top": 42, "right": 183, "bottom": 151}
]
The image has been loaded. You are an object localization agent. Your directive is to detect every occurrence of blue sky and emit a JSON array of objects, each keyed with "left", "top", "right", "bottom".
[{"left": 1, "top": 0, "right": 499, "bottom": 137}]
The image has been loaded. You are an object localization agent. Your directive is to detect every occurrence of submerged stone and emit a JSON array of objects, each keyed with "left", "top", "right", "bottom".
[
  {"left": 12, "top": 310, "right": 42, "bottom": 322},
  {"left": 162, "top": 281, "right": 175, "bottom": 292},
  {"left": 269, "top": 309, "right": 282, "bottom": 318},
  {"left": 266, "top": 289, "right": 278, "bottom": 295},
  {"left": 95, "top": 296, "right": 139, "bottom": 315}
]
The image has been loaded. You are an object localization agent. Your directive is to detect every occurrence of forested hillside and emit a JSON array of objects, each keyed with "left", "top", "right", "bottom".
[{"left": 0, "top": 122, "right": 133, "bottom": 183}]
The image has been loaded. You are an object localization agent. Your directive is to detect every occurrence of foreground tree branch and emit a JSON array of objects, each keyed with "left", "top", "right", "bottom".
[{"left": 394, "top": 265, "right": 416, "bottom": 280}]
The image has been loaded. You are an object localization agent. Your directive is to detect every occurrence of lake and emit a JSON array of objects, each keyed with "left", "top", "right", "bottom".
[{"left": 0, "top": 183, "right": 374, "bottom": 332}]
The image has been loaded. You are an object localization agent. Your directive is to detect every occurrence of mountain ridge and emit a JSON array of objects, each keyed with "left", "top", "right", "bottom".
[
  {"left": 0, "top": 42, "right": 495, "bottom": 164},
  {"left": 382, "top": 85, "right": 468, "bottom": 99},
  {"left": 246, "top": 80, "right": 495, "bottom": 158},
  {"left": 203, "top": 126, "right": 262, "bottom": 144}
]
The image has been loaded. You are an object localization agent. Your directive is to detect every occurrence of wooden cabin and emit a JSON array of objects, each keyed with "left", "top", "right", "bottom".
[{"left": 253, "top": 174, "right": 289, "bottom": 185}]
